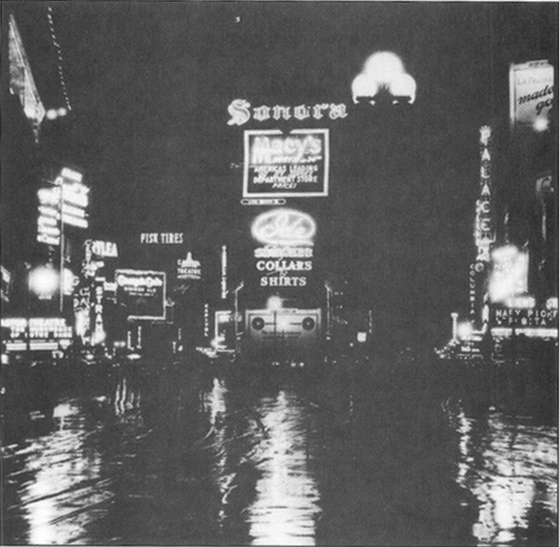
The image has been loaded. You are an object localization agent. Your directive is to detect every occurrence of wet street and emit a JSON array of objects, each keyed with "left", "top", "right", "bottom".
[{"left": 1, "top": 352, "right": 557, "bottom": 546}]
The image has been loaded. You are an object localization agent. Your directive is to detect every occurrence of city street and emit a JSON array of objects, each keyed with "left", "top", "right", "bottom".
[
  {"left": 1, "top": 2, "right": 557, "bottom": 545},
  {"left": 2, "top": 353, "right": 556, "bottom": 546}
]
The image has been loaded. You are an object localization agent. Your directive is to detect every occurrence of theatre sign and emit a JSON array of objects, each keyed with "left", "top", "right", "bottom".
[{"left": 244, "top": 129, "right": 329, "bottom": 198}]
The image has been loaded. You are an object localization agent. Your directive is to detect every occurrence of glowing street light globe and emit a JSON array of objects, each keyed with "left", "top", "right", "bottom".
[
  {"left": 388, "top": 73, "right": 417, "bottom": 104},
  {"left": 267, "top": 296, "right": 283, "bottom": 311},
  {"left": 457, "top": 321, "right": 474, "bottom": 341},
  {"left": 353, "top": 51, "right": 416, "bottom": 105},
  {"left": 29, "top": 266, "right": 59, "bottom": 297},
  {"left": 351, "top": 73, "right": 379, "bottom": 103},
  {"left": 363, "top": 51, "right": 405, "bottom": 86}
]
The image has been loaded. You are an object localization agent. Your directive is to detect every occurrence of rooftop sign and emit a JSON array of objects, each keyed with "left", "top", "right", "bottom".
[{"left": 228, "top": 99, "right": 347, "bottom": 127}]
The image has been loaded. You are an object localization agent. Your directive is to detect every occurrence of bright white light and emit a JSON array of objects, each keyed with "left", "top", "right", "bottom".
[
  {"left": 357, "top": 332, "right": 367, "bottom": 343},
  {"left": 29, "top": 266, "right": 59, "bottom": 297},
  {"left": 75, "top": 310, "right": 89, "bottom": 337},
  {"left": 57, "top": 107, "right": 68, "bottom": 117},
  {"left": 363, "top": 51, "right": 405, "bottom": 85},
  {"left": 351, "top": 73, "right": 378, "bottom": 103},
  {"left": 533, "top": 117, "right": 550, "bottom": 132},
  {"left": 267, "top": 296, "right": 283, "bottom": 311},
  {"left": 505, "top": 296, "right": 535, "bottom": 309},
  {"left": 277, "top": 315, "right": 291, "bottom": 330},
  {"left": 46, "top": 109, "right": 58, "bottom": 120},
  {"left": 489, "top": 245, "right": 529, "bottom": 303},
  {"left": 62, "top": 203, "right": 86, "bottom": 218},
  {"left": 38, "top": 215, "right": 58, "bottom": 227},
  {"left": 388, "top": 73, "right": 417, "bottom": 103},
  {"left": 91, "top": 328, "right": 106, "bottom": 346},
  {"left": 63, "top": 268, "right": 75, "bottom": 295},
  {"left": 457, "top": 321, "right": 474, "bottom": 341},
  {"left": 37, "top": 224, "right": 60, "bottom": 236},
  {"left": 60, "top": 167, "right": 83, "bottom": 184},
  {"left": 251, "top": 208, "right": 316, "bottom": 246},
  {"left": 62, "top": 213, "right": 88, "bottom": 229},
  {"left": 38, "top": 187, "right": 60, "bottom": 206}
]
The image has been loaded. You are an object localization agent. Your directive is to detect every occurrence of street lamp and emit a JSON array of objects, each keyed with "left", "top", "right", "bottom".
[
  {"left": 28, "top": 265, "right": 59, "bottom": 299},
  {"left": 352, "top": 51, "right": 416, "bottom": 105}
]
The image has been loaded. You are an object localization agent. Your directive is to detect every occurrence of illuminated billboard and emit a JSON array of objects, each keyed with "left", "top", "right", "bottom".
[
  {"left": 253, "top": 246, "right": 314, "bottom": 289},
  {"left": 492, "top": 307, "right": 557, "bottom": 329},
  {"left": 248, "top": 208, "right": 317, "bottom": 292},
  {"left": 243, "top": 129, "right": 329, "bottom": 198},
  {"left": 488, "top": 245, "right": 529, "bottom": 304},
  {"left": 115, "top": 269, "right": 166, "bottom": 320},
  {"left": 509, "top": 60, "right": 554, "bottom": 130},
  {"left": 251, "top": 208, "right": 316, "bottom": 247},
  {"left": 177, "top": 252, "right": 201, "bottom": 281}
]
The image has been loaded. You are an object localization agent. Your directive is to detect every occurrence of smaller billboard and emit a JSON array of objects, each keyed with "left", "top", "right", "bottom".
[
  {"left": 89, "top": 240, "right": 118, "bottom": 258},
  {"left": 493, "top": 307, "right": 557, "bottom": 329},
  {"left": 243, "top": 129, "right": 329, "bottom": 198},
  {"left": 509, "top": 60, "right": 554, "bottom": 129},
  {"left": 177, "top": 252, "right": 201, "bottom": 281},
  {"left": 115, "top": 269, "right": 166, "bottom": 321},
  {"left": 488, "top": 245, "right": 529, "bottom": 304}
]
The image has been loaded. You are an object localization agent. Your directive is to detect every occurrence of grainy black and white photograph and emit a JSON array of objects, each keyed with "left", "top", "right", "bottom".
[{"left": 1, "top": 1, "right": 557, "bottom": 545}]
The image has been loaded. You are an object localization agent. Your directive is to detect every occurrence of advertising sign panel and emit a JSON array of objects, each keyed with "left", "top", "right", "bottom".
[
  {"left": 243, "top": 129, "right": 329, "bottom": 198},
  {"left": 493, "top": 307, "right": 557, "bottom": 329},
  {"left": 115, "top": 269, "right": 166, "bottom": 320},
  {"left": 509, "top": 60, "right": 554, "bottom": 128},
  {"left": 177, "top": 252, "right": 201, "bottom": 281},
  {"left": 253, "top": 246, "right": 314, "bottom": 289},
  {"left": 488, "top": 246, "right": 529, "bottom": 304}
]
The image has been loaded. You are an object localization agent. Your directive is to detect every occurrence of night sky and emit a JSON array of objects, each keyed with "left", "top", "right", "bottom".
[{"left": 4, "top": 2, "right": 557, "bottom": 338}]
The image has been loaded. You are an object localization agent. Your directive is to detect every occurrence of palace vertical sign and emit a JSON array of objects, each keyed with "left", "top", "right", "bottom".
[
  {"left": 470, "top": 126, "right": 495, "bottom": 329},
  {"left": 243, "top": 129, "right": 329, "bottom": 198}
]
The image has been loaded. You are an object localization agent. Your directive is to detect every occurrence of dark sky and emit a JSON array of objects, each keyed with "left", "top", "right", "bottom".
[{"left": 5, "top": 1, "right": 557, "bottom": 330}]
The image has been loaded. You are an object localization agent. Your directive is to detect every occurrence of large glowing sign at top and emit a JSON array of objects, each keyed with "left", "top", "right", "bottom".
[
  {"left": 243, "top": 129, "right": 329, "bottom": 198},
  {"left": 251, "top": 208, "right": 316, "bottom": 247},
  {"left": 509, "top": 60, "right": 554, "bottom": 130},
  {"left": 228, "top": 99, "right": 347, "bottom": 126}
]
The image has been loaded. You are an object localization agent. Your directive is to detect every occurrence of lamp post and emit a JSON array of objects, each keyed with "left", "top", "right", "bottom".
[
  {"left": 267, "top": 295, "right": 282, "bottom": 355},
  {"left": 325, "top": 283, "right": 333, "bottom": 339},
  {"left": 233, "top": 282, "right": 244, "bottom": 355}
]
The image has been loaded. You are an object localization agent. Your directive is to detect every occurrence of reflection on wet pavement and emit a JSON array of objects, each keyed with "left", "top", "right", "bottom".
[
  {"left": 247, "top": 390, "right": 321, "bottom": 545},
  {"left": 452, "top": 406, "right": 557, "bottom": 545},
  {"left": 3, "top": 401, "right": 110, "bottom": 545},
  {"left": 1, "top": 357, "right": 557, "bottom": 545}
]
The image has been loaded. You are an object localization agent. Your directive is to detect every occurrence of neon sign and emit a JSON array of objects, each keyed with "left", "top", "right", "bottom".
[
  {"left": 244, "top": 129, "right": 329, "bottom": 198},
  {"left": 140, "top": 232, "right": 184, "bottom": 244},
  {"left": 116, "top": 273, "right": 164, "bottom": 288},
  {"left": 177, "top": 252, "right": 201, "bottom": 281},
  {"left": 115, "top": 269, "right": 166, "bottom": 320},
  {"left": 228, "top": 99, "right": 347, "bottom": 127},
  {"left": 89, "top": 240, "right": 118, "bottom": 258},
  {"left": 251, "top": 209, "right": 316, "bottom": 247},
  {"left": 509, "top": 60, "right": 554, "bottom": 129}
]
